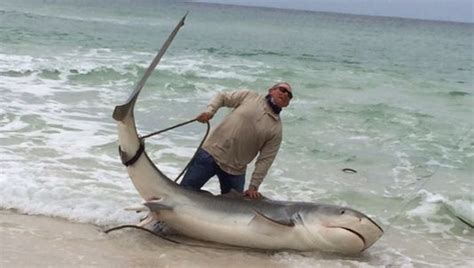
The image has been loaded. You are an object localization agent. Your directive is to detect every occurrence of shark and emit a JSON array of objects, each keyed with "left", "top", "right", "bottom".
[{"left": 112, "top": 14, "right": 383, "bottom": 254}]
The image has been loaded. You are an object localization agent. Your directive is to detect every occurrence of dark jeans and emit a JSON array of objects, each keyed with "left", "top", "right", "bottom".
[{"left": 180, "top": 148, "right": 245, "bottom": 194}]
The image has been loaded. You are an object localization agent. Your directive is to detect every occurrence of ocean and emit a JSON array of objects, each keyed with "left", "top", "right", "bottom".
[{"left": 0, "top": 0, "right": 473, "bottom": 266}]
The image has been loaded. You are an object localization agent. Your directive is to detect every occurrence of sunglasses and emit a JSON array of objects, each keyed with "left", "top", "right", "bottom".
[{"left": 277, "top": 87, "right": 293, "bottom": 99}]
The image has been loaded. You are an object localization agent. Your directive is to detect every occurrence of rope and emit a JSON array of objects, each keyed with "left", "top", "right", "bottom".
[
  {"left": 103, "top": 225, "right": 249, "bottom": 251},
  {"left": 104, "top": 225, "right": 180, "bottom": 244},
  {"left": 140, "top": 119, "right": 198, "bottom": 139},
  {"left": 139, "top": 119, "right": 211, "bottom": 183}
]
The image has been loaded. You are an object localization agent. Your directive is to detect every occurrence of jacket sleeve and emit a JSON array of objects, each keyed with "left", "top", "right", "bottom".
[
  {"left": 206, "top": 90, "right": 252, "bottom": 116},
  {"left": 249, "top": 132, "right": 282, "bottom": 190}
]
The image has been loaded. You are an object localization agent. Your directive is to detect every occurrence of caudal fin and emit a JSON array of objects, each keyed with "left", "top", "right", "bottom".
[{"left": 112, "top": 13, "right": 188, "bottom": 122}]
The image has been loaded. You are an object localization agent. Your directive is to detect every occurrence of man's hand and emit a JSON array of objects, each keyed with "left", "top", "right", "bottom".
[
  {"left": 196, "top": 112, "right": 213, "bottom": 123},
  {"left": 244, "top": 188, "right": 262, "bottom": 199}
]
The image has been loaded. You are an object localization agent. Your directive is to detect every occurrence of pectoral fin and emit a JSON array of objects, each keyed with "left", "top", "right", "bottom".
[
  {"left": 248, "top": 209, "right": 295, "bottom": 236},
  {"left": 253, "top": 209, "right": 295, "bottom": 227},
  {"left": 144, "top": 199, "right": 174, "bottom": 212}
]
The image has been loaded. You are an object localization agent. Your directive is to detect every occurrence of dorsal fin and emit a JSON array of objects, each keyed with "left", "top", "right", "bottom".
[{"left": 220, "top": 189, "right": 243, "bottom": 199}]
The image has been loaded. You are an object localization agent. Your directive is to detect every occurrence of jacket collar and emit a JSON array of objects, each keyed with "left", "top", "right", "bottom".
[{"left": 264, "top": 95, "right": 281, "bottom": 120}]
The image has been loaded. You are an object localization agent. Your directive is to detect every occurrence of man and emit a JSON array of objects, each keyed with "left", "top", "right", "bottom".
[{"left": 180, "top": 82, "right": 293, "bottom": 199}]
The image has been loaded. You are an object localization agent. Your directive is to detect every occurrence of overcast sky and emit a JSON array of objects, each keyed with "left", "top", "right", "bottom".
[{"left": 196, "top": 0, "right": 473, "bottom": 23}]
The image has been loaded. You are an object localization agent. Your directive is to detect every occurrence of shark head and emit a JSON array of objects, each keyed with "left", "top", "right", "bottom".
[{"left": 298, "top": 204, "right": 384, "bottom": 254}]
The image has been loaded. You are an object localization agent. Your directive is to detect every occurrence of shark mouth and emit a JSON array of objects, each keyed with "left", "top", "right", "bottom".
[
  {"left": 327, "top": 226, "right": 366, "bottom": 249},
  {"left": 366, "top": 216, "right": 384, "bottom": 234}
]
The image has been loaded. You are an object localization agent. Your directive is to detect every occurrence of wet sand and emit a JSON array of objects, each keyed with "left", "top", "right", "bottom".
[
  {"left": 3, "top": 209, "right": 471, "bottom": 267},
  {"left": 0, "top": 210, "right": 286, "bottom": 267},
  {"left": 4, "top": 210, "right": 359, "bottom": 267},
  {"left": 0, "top": 210, "right": 387, "bottom": 268}
]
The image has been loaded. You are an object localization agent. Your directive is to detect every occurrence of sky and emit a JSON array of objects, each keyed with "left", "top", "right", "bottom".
[{"left": 195, "top": 0, "right": 473, "bottom": 23}]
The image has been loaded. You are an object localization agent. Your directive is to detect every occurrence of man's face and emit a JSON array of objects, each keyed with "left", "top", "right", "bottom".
[{"left": 269, "top": 84, "right": 292, "bottom": 108}]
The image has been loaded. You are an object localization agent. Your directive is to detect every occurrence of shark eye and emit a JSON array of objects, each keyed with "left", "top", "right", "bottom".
[{"left": 340, "top": 209, "right": 345, "bottom": 215}]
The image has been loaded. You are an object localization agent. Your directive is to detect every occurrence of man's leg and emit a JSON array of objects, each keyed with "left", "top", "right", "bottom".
[
  {"left": 216, "top": 169, "right": 245, "bottom": 194},
  {"left": 180, "top": 148, "right": 218, "bottom": 190}
]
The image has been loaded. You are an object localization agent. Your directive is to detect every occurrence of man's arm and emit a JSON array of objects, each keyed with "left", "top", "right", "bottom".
[
  {"left": 196, "top": 90, "right": 252, "bottom": 123},
  {"left": 245, "top": 133, "right": 282, "bottom": 198}
]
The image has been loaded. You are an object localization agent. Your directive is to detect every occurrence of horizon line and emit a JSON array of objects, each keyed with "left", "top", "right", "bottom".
[{"left": 188, "top": 1, "right": 474, "bottom": 24}]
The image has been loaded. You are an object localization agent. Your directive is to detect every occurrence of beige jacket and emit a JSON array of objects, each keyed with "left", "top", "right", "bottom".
[{"left": 203, "top": 90, "right": 282, "bottom": 190}]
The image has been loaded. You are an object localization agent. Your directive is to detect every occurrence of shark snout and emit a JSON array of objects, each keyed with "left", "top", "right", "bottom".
[{"left": 312, "top": 212, "right": 383, "bottom": 254}]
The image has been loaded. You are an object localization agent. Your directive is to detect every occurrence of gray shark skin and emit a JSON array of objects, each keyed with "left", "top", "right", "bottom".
[{"left": 112, "top": 14, "right": 383, "bottom": 254}]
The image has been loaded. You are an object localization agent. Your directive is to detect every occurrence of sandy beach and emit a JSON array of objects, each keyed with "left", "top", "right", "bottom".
[
  {"left": 1, "top": 210, "right": 472, "bottom": 267},
  {"left": 1, "top": 209, "right": 172, "bottom": 267},
  {"left": 1, "top": 210, "right": 295, "bottom": 268},
  {"left": 1, "top": 210, "right": 401, "bottom": 268}
]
